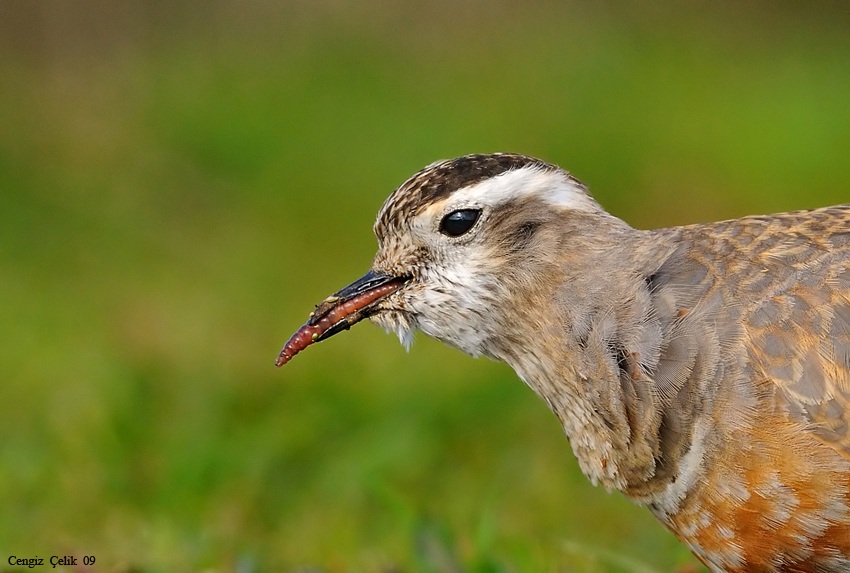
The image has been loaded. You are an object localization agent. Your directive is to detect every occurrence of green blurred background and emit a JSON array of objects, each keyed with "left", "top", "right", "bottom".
[{"left": 2, "top": 2, "right": 849, "bottom": 571}]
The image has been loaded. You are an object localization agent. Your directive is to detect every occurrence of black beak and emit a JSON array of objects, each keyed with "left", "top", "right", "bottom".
[
  {"left": 276, "top": 270, "right": 409, "bottom": 366},
  {"left": 309, "top": 270, "right": 407, "bottom": 340}
]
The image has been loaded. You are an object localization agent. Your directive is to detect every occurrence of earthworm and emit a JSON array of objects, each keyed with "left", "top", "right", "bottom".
[{"left": 275, "top": 282, "right": 401, "bottom": 367}]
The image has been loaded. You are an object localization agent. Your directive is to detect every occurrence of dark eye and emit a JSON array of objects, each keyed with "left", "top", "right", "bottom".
[{"left": 439, "top": 209, "right": 481, "bottom": 237}]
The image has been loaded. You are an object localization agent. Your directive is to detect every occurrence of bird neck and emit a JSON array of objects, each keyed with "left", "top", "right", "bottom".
[{"left": 495, "top": 226, "right": 707, "bottom": 497}]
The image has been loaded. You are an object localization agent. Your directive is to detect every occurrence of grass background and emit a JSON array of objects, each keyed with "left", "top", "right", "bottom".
[{"left": 2, "top": 1, "right": 850, "bottom": 571}]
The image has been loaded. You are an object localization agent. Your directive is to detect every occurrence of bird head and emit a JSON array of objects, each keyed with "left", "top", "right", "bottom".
[{"left": 276, "top": 153, "right": 612, "bottom": 367}]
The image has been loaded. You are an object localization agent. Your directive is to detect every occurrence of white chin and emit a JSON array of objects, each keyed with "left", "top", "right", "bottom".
[{"left": 370, "top": 311, "right": 415, "bottom": 351}]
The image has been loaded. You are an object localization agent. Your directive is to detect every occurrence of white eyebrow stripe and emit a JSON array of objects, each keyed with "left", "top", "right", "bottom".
[{"left": 446, "top": 165, "right": 599, "bottom": 212}]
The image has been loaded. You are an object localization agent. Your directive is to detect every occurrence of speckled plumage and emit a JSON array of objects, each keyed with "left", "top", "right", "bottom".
[
  {"left": 279, "top": 153, "right": 850, "bottom": 571},
  {"left": 374, "top": 153, "right": 558, "bottom": 237}
]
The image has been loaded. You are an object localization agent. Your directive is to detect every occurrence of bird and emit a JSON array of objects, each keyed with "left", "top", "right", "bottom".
[{"left": 276, "top": 153, "right": 850, "bottom": 572}]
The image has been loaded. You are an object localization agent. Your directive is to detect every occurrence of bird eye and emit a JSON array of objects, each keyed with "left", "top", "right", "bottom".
[{"left": 439, "top": 209, "right": 481, "bottom": 237}]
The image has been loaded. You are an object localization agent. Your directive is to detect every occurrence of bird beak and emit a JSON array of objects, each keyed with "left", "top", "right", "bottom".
[{"left": 275, "top": 270, "right": 409, "bottom": 367}]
